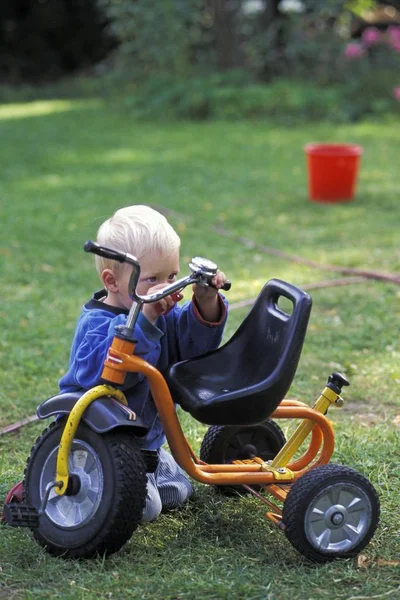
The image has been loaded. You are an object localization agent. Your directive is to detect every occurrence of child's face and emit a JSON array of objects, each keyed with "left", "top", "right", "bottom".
[{"left": 118, "top": 248, "right": 180, "bottom": 309}]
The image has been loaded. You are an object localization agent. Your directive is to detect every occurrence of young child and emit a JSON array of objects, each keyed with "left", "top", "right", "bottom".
[{"left": 59, "top": 205, "right": 229, "bottom": 522}]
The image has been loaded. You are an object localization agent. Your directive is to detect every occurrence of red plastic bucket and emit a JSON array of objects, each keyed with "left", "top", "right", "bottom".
[{"left": 304, "top": 143, "right": 363, "bottom": 202}]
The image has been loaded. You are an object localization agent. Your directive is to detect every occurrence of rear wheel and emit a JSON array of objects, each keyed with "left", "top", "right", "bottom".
[
  {"left": 282, "top": 464, "right": 380, "bottom": 563},
  {"left": 25, "top": 421, "right": 147, "bottom": 558},
  {"left": 199, "top": 420, "right": 286, "bottom": 495}
]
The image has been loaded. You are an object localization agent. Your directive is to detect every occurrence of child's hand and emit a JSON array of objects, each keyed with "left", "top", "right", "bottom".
[
  {"left": 192, "top": 271, "right": 227, "bottom": 301},
  {"left": 192, "top": 270, "right": 227, "bottom": 322},
  {"left": 142, "top": 283, "right": 184, "bottom": 324}
]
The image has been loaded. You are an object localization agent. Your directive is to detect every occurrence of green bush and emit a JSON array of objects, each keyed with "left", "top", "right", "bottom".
[
  {"left": 2, "top": 1, "right": 399, "bottom": 122},
  {"left": 96, "top": 0, "right": 400, "bottom": 122},
  {"left": 98, "top": 0, "right": 208, "bottom": 78},
  {"left": 124, "top": 72, "right": 399, "bottom": 122}
]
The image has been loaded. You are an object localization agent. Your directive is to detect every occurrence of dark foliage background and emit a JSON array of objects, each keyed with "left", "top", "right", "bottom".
[
  {"left": 0, "top": 0, "right": 114, "bottom": 81},
  {"left": 0, "top": 0, "right": 379, "bottom": 82}
]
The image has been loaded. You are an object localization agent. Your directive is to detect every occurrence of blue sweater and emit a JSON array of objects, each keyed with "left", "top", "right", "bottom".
[{"left": 59, "top": 290, "right": 228, "bottom": 449}]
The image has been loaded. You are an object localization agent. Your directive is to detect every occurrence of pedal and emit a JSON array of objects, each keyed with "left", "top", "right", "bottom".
[{"left": 3, "top": 503, "right": 40, "bottom": 529}]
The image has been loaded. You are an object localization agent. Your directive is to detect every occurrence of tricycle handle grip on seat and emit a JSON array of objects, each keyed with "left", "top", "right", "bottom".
[{"left": 265, "top": 278, "right": 311, "bottom": 321}]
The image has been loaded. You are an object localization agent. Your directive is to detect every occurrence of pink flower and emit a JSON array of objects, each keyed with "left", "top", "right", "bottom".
[
  {"left": 344, "top": 43, "right": 366, "bottom": 59},
  {"left": 362, "top": 27, "right": 381, "bottom": 46},
  {"left": 388, "top": 25, "right": 400, "bottom": 50},
  {"left": 394, "top": 86, "right": 400, "bottom": 101},
  {"left": 388, "top": 25, "right": 400, "bottom": 40}
]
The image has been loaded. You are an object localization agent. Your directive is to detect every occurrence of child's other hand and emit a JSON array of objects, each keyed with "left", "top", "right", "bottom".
[
  {"left": 192, "top": 270, "right": 227, "bottom": 301},
  {"left": 192, "top": 270, "right": 227, "bottom": 322},
  {"left": 142, "top": 283, "right": 184, "bottom": 324}
]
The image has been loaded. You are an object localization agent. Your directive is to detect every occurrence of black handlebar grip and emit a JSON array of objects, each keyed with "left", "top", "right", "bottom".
[
  {"left": 84, "top": 240, "right": 126, "bottom": 263},
  {"left": 210, "top": 280, "right": 231, "bottom": 291}
]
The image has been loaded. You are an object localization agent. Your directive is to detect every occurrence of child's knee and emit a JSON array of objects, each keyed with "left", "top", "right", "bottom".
[{"left": 160, "top": 476, "right": 193, "bottom": 509}]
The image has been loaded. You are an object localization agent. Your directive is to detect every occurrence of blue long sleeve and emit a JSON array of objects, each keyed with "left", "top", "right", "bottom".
[
  {"left": 60, "top": 311, "right": 162, "bottom": 391},
  {"left": 59, "top": 291, "right": 228, "bottom": 449}
]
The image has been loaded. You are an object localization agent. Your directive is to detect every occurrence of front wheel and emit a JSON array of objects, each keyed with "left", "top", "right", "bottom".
[
  {"left": 25, "top": 421, "right": 147, "bottom": 558},
  {"left": 282, "top": 464, "right": 380, "bottom": 563}
]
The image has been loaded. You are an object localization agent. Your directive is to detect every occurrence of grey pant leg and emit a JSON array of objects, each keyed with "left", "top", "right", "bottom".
[
  {"left": 141, "top": 448, "right": 193, "bottom": 522},
  {"left": 156, "top": 448, "right": 193, "bottom": 509},
  {"left": 141, "top": 473, "right": 162, "bottom": 523}
]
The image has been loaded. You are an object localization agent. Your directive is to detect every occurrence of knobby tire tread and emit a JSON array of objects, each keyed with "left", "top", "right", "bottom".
[
  {"left": 282, "top": 464, "right": 380, "bottom": 563},
  {"left": 200, "top": 420, "right": 286, "bottom": 496},
  {"left": 24, "top": 422, "right": 147, "bottom": 558}
]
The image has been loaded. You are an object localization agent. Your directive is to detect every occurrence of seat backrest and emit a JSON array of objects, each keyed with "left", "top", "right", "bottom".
[
  {"left": 166, "top": 279, "right": 312, "bottom": 425},
  {"left": 221, "top": 278, "right": 312, "bottom": 391},
  {"left": 204, "top": 278, "right": 312, "bottom": 424}
]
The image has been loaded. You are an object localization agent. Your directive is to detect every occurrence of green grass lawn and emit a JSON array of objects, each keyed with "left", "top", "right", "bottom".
[{"left": 0, "top": 97, "right": 399, "bottom": 599}]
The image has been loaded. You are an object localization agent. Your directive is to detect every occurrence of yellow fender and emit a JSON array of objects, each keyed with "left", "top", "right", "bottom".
[{"left": 55, "top": 385, "right": 127, "bottom": 495}]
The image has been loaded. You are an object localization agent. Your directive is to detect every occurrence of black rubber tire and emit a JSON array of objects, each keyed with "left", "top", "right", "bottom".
[
  {"left": 24, "top": 421, "right": 147, "bottom": 558},
  {"left": 199, "top": 419, "right": 286, "bottom": 495},
  {"left": 282, "top": 464, "right": 380, "bottom": 563}
]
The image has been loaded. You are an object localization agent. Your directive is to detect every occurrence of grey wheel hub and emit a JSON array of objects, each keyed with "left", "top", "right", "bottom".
[
  {"left": 305, "top": 481, "right": 373, "bottom": 553},
  {"left": 40, "top": 440, "right": 104, "bottom": 529}
]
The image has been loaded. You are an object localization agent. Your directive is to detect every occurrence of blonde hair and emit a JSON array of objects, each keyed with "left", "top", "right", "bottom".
[{"left": 95, "top": 205, "right": 181, "bottom": 276}]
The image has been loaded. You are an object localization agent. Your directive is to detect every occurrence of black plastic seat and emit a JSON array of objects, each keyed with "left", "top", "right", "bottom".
[{"left": 164, "top": 279, "right": 312, "bottom": 426}]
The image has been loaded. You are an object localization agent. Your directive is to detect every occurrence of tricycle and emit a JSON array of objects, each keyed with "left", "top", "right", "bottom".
[{"left": 3, "top": 242, "right": 380, "bottom": 562}]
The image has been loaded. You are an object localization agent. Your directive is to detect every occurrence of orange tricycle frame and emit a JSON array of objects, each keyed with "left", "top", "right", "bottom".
[{"left": 55, "top": 335, "right": 342, "bottom": 523}]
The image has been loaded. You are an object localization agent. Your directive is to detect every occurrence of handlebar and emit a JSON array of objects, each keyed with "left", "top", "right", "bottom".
[
  {"left": 84, "top": 240, "right": 140, "bottom": 268},
  {"left": 84, "top": 241, "right": 231, "bottom": 307}
]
